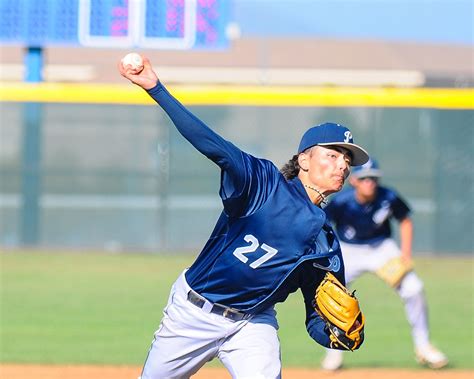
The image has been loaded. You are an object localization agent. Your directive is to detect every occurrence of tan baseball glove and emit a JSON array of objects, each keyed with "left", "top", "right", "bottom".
[
  {"left": 376, "top": 257, "right": 413, "bottom": 288},
  {"left": 313, "top": 272, "right": 365, "bottom": 351}
]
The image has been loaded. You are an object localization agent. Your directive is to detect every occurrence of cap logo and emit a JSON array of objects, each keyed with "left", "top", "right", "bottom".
[{"left": 344, "top": 131, "right": 352, "bottom": 143}]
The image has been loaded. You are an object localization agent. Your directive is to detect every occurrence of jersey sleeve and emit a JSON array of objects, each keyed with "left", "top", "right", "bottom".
[
  {"left": 305, "top": 307, "right": 332, "bottom": 348},
  {"left": 390, "top": 190, "right": 411, "bottom": 221},
  {"left": 220, "top": 156, "right": 281, "bottom": 217},
  {"left": 302, "top": 285, "right": 337, "bottom": 349},
  {"left": 147, "top": 82, "right": 278, "bottom": 218}
]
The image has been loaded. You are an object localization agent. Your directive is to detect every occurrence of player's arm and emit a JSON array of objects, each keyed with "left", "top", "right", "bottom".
[
  {"left": 391, "top": 191, "right": 413, "bottom": 265},
  {"left": 118, "top": 56, "right": 276, "bottom": 216},
  {"left": 399, "top": 216, "right": 413, "bottom": 264},
  {"left": 119, "top": 56, "right": 243, "bottom": 165},
  {"left": 303, "top": 293, "right": 333, "bottom": 348}
]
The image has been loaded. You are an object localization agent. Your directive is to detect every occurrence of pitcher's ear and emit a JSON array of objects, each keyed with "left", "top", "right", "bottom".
[{"left": 298, "top": 153, "right": 309, "bottom": 172}]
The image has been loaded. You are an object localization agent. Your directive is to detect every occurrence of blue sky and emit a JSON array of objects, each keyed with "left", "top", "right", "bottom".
[{"left": 234, "top": 0, "right": 473, "bottom": 45}]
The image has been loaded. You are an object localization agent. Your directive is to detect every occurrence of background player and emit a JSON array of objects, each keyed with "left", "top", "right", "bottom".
[
  {"left": 321, "top": 158, "right": 448, "bottom": 370},
  {"left": 119, "top": 56, "right": 367, "bottom": 378}
]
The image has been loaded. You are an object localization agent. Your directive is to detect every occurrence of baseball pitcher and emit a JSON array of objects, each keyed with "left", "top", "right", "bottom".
[{"left": 119, "top": 55, "right": 369, "bottom": 379}]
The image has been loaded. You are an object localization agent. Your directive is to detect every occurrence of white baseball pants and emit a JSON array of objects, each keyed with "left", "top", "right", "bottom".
[
  {"left": 324, "top": 238, "right": 430, "bottom": 364},
  {"left": 140, "top": 270, "right": 282, "bottom": 379},
  {"left": 341, "top": 239, "right": 430, "bottom": 347}
]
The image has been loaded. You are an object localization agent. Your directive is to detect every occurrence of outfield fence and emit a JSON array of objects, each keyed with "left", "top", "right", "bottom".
[{"left": 0, "top": 84, "right": 473, "bottom": 253}]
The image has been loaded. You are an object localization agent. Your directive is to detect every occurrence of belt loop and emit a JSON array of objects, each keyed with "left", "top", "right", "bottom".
[{"left": 201, "top": 299, "right": 213, "bottom": 313}]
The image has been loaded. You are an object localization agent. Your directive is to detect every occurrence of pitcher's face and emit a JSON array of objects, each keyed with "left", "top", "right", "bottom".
[{"left": 299, "top": 146, "right": 352, "bottom": 195}]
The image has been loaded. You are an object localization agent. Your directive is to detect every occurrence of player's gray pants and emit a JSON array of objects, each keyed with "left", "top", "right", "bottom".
[
  {"left": 323, "top": 239, "right": 432, "bottom": 364},
  {"left": 341, "top": 239, "right": 429, "bottom": 348},
  {"left": 140, "top": 270, "right": 281, "bottom": 379}
]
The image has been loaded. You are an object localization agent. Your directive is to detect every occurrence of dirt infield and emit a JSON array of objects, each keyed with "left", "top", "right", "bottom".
[{"left": 1, "top": 364, "right": 472, "bottom": 379}]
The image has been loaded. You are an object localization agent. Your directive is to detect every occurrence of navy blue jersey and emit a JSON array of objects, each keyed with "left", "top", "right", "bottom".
[
  {"left": 147, "top": 83, "right": 347, "bottom": 347},
  {"left": 324, "top": 186, "right": 411, "bottom": 245}
]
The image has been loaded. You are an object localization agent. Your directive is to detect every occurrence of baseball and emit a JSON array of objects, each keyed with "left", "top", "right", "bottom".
[{"left": 121, "top": 52, "right": 144, "bottom": 71}]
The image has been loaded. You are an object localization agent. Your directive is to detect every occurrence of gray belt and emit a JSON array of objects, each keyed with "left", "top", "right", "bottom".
[{"left": 187, "top": 289, "right": 249, "bottom": 322}]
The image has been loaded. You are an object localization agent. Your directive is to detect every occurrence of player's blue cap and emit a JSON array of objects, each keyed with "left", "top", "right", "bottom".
[
  {"left": 298, "top": 122, "right": 369, "bottom": 166},
  {"left": 351, "top": 158, "right": 383, "bottom": 178}
]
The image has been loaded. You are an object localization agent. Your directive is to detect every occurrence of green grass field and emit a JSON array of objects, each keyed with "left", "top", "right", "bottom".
[{"left": 1, "top": 251, "right": 472, "bottom": 369}]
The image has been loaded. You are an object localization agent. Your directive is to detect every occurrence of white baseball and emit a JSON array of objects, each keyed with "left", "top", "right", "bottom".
[{"left": 121, "top": 52, "right": 144, "bottom": 71}]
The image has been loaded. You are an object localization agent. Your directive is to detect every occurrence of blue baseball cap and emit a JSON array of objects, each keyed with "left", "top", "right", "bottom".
[
  {"left": 351, "top": 158, "right": 383, "bottom": 178},
  {"left": 298, "top": 122, "right": 369, "bottom": 166}
]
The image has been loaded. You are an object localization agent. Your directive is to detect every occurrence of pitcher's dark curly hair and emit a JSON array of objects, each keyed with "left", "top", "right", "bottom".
[{"left": 280, "top": 154, "right": 301, "bottom": 180}]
